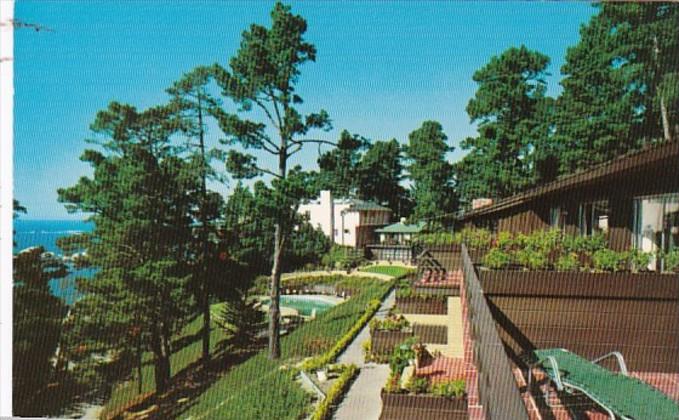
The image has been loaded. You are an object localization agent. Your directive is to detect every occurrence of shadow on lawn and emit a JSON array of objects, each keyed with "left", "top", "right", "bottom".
[{"left": 109, "top": 339, "right": 264, "bottom": 420}]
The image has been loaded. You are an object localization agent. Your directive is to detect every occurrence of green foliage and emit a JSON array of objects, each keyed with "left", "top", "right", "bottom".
[
  {"left": 430, "top": 379, "right": 466, "bottom": 398},
  {"left": 210, "top": 1, "right": 333, "bottom": 358},
  {"left": 483, "top": 248, "right": 512, "bottom": 270},
  {"left": 183, "top": 278, "right": 390, "bottom": 419},
  {"left": 592, "top": 249, "right": 627, "bottom": 272},
  {"left": 663, "top": 250, "right": 679, "bottom": 272},
  {"left": 405, "top": 376, "right": 429, "bottom": 394},
  {"left": 360, "top": 265, "right": 414, "bottom": 278},
  {"left": 389, "top": 337, "right": 418, "bottom": 375},
  {"left": 215, "top": 291, "right": 266, "bottom": 349},
  {"left": 384, "top": 371, "right": 402, "bottom": 394},
  {"left": 514, "top": 248, "right": 549, "bottom": 271},
  {"left": 357, "top": 139, "right": 409, "bottom": 217},
  {"left": 626, "top": 249, "right": 653, "bottom": 273},
  {"left": 311, "top": 364, "right": 359, "bottom": 420},
  {"left": 301, "top": 296, "right": 385, "bottom": 371},
  {"left": 417, "top": 231, "right": 458, "bottom": 246},
  {"left": 369, "top": 315, "right": 410, "bottom": 333},
  {"left": 13, "top": 246, "right": 68, "bottom": 416},
  {"left": 58, "top": 101, "right": 199, "bottom": 394},
  {"left": 554, "top": 3, "right": 679, "bottom": 174},
  {"left": 315, "top": 130, "right": 368, "bottom": 197},
  {"left": 404, "top": 121, "right": 457, "bottom": 222},
  {"left": 457, "top": 45, "right": 553, "bottom": 204},
  {"left": 321, "top": 245, "right": 366, "bottom": 271},
  {"left": 458, "top": 227, "right": 493, "bottom": 250},
  {"left": 555, "top": 252, "right": 580, "bottom": 272}
]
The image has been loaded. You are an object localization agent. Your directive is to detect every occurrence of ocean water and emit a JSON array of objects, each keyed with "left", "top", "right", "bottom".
[{"left": 14, "top": 219, "right": 94, "bottom": 305}]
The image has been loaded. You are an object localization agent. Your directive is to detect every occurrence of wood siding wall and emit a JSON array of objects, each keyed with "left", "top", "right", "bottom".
[
  {"left": 478, "top": 270, "right": 679, "bottom": 373},
  {"left": 462, "top": 155, "right": 679, "bottom": 251}
]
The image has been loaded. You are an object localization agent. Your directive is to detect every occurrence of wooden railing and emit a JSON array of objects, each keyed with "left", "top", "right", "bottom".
[{"left": 461, "top": 244, "right": 529, "bottom": 420}]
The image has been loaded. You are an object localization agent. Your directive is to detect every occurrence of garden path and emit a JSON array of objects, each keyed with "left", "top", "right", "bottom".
[{"left": 333, "top": 290, "right": 395, "bottom": 420}]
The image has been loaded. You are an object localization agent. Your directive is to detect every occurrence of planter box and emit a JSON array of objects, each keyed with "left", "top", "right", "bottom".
[
  {"left": 413, "top": 284, "right": 459, "bottom": 297},
  {"left": 396, "top": 296, "right": 447, "bottom": 314},
  {"left": 380, "top": 391, "right": 467, "bottom": 420},
  {"left": 412, "top": 324, "right": 447, "bottom": 344},
  {"left": 477, "top": 269, "right": 679, "bottom": 299},
  {"left": 371, "top": 330, "right": 413, "bottom": 356}
]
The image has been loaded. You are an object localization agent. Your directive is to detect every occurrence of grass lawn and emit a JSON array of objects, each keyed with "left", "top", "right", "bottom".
[
  {"left": 179, "top": 278, "right": 392, "bottom": 420},
  {"left": 101, "top": 309, "right": 229, "bottom": 418},
  {"left": 359, "top": 265, "right": 415, "bottom": 278}
]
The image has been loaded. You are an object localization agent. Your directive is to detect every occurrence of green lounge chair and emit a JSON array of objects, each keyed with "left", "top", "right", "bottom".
[{"left": 527, "top": 348, "right": 679, "bottom": 420}]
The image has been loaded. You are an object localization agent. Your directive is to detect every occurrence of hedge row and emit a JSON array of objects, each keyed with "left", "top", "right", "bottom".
[
  {"left": 310, "top": 364, "right": 359, "bottom": 420},
  {"left": 301, "top": 296, "right": 384, "bottom": 371}
]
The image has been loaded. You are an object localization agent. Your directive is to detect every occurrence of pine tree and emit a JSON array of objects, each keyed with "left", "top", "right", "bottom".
[
  {"left": 57, "top": 102, "right": 196, "bottom": 393},
  {"left": 404, "top": 121, "right": 456, "bottom": 224}
]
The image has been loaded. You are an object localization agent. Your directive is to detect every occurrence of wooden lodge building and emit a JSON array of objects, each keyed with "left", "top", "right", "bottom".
[{"left": 456, "top": 140, "right": 679, "bottom": 267}]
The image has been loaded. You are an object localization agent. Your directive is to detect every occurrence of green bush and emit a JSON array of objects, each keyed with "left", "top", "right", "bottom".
[
  {"left": 554, "top": 252, "right": 580, "bottom": 272},
  {"left": 663, "top": 249, "right": 679, "bottom": 272},
  {"left": 626, "top": 249, "right": 653, "bottom": 273},
  {"left": 384, "top": 371, "right": 402, "bottom": 394},
  {"left": 389, "top": 337, "right": 417, "bottom": 375},
  {"left": 514, "top": 248, "right": 549, "bottom": 271},
  {"left": 311, "top": 364, "right": 359, "bottom": 420},
  {"left": 369, "top": 315, "right": 410, "bottom": 332},
  {"left": 430, "top": 379, "right": 465, "bottom": 398},
  {"left": 301, "top": 297, "right": 385, "bottom": 372},
  {"left": 592, "top": 249, "right": 626, "bottom": 272},
  {"left": 459, "top": 227, "right": 493, "bottom": 250},
  {"left": 417, "top": 232, "right": 458, "bottom": 246},
  {"left": 405, "top": 376, "right": 429, "bottom": 394},
  {"left": 483, "top": 248, "right": 512, "bottom": 269}
]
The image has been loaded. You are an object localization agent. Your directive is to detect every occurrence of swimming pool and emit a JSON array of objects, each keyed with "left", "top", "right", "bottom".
[{"left": 261, "top": 295, "right": 342, "bottom": 317}]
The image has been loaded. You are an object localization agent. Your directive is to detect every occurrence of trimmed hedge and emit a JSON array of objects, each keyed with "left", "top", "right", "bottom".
[
  {"left": 301, "top": 297, "right": 385, "bottom": 371},
  {"left": 311, "top": 364, "right": 359, "bottom": 420}
]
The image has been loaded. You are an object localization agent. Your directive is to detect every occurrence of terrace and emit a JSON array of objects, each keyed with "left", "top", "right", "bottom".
[{"left": 372, "top": 233, "right": 679, "bottom": 419}]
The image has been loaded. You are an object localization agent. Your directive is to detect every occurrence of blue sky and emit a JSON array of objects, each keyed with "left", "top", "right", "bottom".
[{"left": 14, "top": 1, "right": 596, "bottom": 220}]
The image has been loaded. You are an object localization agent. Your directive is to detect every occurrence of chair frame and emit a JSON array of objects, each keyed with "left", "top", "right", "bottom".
[{"left": 527, "top": 348, "right": 630, "bottom": 420}]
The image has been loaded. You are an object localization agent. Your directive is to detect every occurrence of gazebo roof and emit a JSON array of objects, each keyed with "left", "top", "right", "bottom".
[{"left": 375, "top": 221, "right": 425, "bottom": 234}]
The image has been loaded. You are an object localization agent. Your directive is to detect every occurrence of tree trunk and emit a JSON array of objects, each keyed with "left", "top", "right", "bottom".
[
  {"left": 197, "top": 95, "right": 211, "bottom": 368},
  {"left": 268, "top": 223, "right": 283, "bottom": 359},
  {"left": 150, "top": 322, "right": 171, "bottom": 393},
  {"left": 660, "top": 94, "right": 673, "bottom": 142},
  {"left": 268, "top": 142, "right": 287, "bottom": 360}
]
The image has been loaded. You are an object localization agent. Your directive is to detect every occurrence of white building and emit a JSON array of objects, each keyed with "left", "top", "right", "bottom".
[{"left": 298, "top": 190, "right": 392, "bottom": 247}]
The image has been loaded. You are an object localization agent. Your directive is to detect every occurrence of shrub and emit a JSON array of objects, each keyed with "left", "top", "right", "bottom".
[
  {"left": 405, "top": 376, "right": 429, "bottom": 394},
  {"left": 459, "top": 227, "right": 493, "bottom": 250},
  {"left": 483, "top": 248, "right": 512, "bottom": 270},
  {"left": 311, "top": 364, "right": 359, "bottom": 420},
  {"left": 384, "top": 371, "right": 402, "bottom": 393},
  {"left": 592, "top": 249, "right": 626, "bottom": 272},
  {"left": 389, "top": 337, "right": 417, "bottom": 375},
  {"left": 301, "top": 297, "right": 386, "bottom": 372},
  {"left": 514, "top": 248, "right": 549, "bottom": 271},
  {"left": 430, "top": 379, "right": 465, "bottom": 398},
  {"left": 417, "top": 232, "right": 458, "bottom": 246},
  {"left": 626, "top": 249, "right": 653, "bottom": 273},
  {"left": 554, "top": 252, "right": 580, "bottom": 272},
  {"left": 663, "top": 250, "right": 679, "bottom": 272},
  {"left": 369, "top": 315, "right": 409, "bottom": 332},
  {"left": 496, "top": 231, "right": 514, "bottom": 251}
]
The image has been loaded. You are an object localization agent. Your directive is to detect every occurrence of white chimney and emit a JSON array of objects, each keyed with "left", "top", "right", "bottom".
[{"left": 472, "top": 198, "right": 493, "bottom": 210}]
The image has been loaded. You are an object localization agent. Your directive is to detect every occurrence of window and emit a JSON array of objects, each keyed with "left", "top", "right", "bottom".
[
  {"left": 344, "top": 229, "right": 350, "bottom": 234},
  {"left": 549, "top": 206, "right": 567, "bottom": 231},
  {"left": 579, "top": 200, "right": 609, "bottom": 236},
  {"left": 334, "top": 229, "right": 338, "bottom": 237},
  {"left": 634, "top": 193, "right": 679, "bottom": 271}
]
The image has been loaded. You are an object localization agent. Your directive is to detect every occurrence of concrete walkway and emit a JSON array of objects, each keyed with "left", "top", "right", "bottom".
[{"left": 333, "top": 290, "right": 395, "bottom": 420}]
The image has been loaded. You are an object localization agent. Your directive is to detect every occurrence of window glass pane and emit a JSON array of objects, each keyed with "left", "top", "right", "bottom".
[
  {"left": 634, "top": 193, "right": 679, "bottom": 271},
  {"left": 580, "top": 201, "right": 609, "bottom": 236}
]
